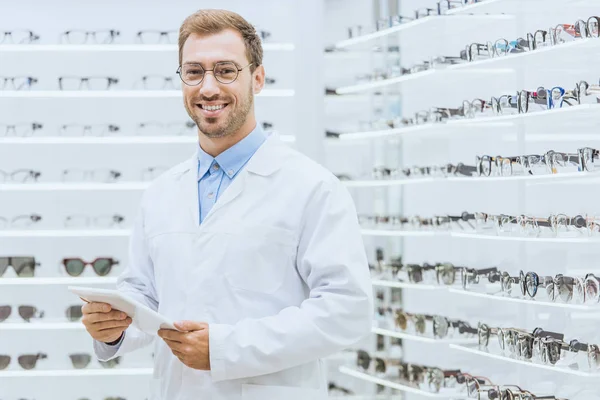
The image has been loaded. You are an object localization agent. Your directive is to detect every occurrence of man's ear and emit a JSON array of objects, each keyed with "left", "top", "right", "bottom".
[{"left": 253, "top": 64, "right": 265, "bottom": 94}]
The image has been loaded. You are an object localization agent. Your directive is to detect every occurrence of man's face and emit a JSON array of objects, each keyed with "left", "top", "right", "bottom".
[{"left": 180, "top": 30, "right": 263, "bottom": 138}]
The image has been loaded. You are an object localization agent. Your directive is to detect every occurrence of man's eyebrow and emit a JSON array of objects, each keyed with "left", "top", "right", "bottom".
[{"left": 182, "top": 60, "right": 240, "bottom": 66}]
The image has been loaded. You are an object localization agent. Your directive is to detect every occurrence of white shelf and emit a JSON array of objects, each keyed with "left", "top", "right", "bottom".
[
  {"left": 450, "top": 232, "right": 600, "bottom": 243},
  {"left": 0, "top": 183, "right": 151, "bottom": 191},
  {"left": 0, "top": 89, "right": 295, "bottom": 98},
  {"left": 343, "top": 178, "right": 436, "bottom": 187},
  {"left": 0, "top": 134, "right": 295, "bottom": 145},
  {"left": 333, "top": 15, "right": 512, "bottom": 49},
  {"left": 335, "top": 121, "right": 512, "bottom": 141},
  {"left": 0, "top": 367, "right": 153, "bottom": 378},
  {"left": 450, "top": 344, "right": 600, "bottom": 378},
  {"left": 447, "top": 288, "right": 597, "bottom": 310},
  {"left": 335, "top": 68, "right": 510, "bottom": 95},
  {"left": 361, "top": 230, "right": 600, "bottom": 243},
  {"left": 0, "top": 322, "right": 85, "bottom": 330},
  {"left": 0, "top": 43, "right": 295, "bottom": 52},
  {"left": 371, "top": 279, "right": 441, "bottom": 290},
  {"left": 372, "top": 327, "right": 477, "bottom": 344},
  {"left": 0, "top": 229, "right": 131, "bottom": 238},
  {"left": 339, "top": 367, "right": 466, "bottom": 398},
  {"left": 361, "top": 229, "right": 442, "bottom": 237},
  {"left": 448, "top": 38, "right": 600, "bottom": 72},
  {"left": 447, "top": 104, "right": 600, "bottom": 126},
  {"left": 341, "top": 171, "right": 600, "bottom": 188},
  {"left": 0, "top": 277, "right": 118, "bottom": 285}
]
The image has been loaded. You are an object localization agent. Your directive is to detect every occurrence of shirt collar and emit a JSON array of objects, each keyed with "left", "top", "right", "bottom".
[{"left": 197, "top": 124, "right": 267, "bottom": 181}]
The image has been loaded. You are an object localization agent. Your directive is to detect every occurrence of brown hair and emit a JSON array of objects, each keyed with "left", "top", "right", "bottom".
[{"left": 178, "top": 9, "right": 263, "bottom": 72}]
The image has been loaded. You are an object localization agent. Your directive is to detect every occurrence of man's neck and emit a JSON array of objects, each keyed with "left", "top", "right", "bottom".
[{"left": 198, "top": 122, "right": 257, "bottom": 157}]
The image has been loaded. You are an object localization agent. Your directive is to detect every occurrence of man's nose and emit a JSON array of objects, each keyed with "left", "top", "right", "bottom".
[{"left": 198, "top": 72, "right": 221, "bottom": 98}]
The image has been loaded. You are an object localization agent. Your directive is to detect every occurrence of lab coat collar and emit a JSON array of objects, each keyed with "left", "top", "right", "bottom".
[
  {"left": 170, "top": 132, "right": 284, "bottom": 226},
  {"left": 172, "top": 131, "right": 283, "bottom": 179}
]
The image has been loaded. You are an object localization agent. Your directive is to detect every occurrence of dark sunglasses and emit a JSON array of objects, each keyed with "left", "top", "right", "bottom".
[
  {"left": 0, "top": 305, "right": 44, "bottom": 322},
  {"left": 66, "top": 305, "right": 83, "bottom": 321},
  {"left": 0, "top": 353, "right": 47, "bottom": 370},
  {"left": 0, "top": 256, "right": 40, "bottom": 277},
  {"left": 62, "top": 257, "right": 119, "bottom": 277}
]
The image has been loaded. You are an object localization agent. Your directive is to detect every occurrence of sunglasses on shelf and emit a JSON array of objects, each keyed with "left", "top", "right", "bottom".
[
  {"left": 0, "top": 353, "right": 47, "bottom": 370},
  {"left": 62, "top": 257, "right": 119, "bottom": 277},
  {"left": 0, "top": 305, "right": 44, "bottom": 322},
  {"left": 0, "top": 256, "right": 40, "bottom": 277}
]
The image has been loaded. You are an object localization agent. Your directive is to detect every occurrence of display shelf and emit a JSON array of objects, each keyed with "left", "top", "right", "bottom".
[
  {"left": 0, "top": 229, "right": 131, "bottom": 238},
  {"left": 339, "top": 367, "right": 467, "bottom": 398},
  {"left": 0, "top": 89, "right": 295, "bottom": 98},
  {"left": 447, "top": 288, "right": 597, "bottom": 310},
  {"left": 0, "top": 43, "right": 295, "bottom": 52},
  {"left": 371, "top": 279, "right": 441, "bottom": 290},
  {"left": 341, "top": 171, "right": 600, "bottom": 188},
  {"left": 447, "top": 104, "right": 600, "bottom": 126},
  {"left": 361, "top": 229, "right": 442, "bottom": 237},
  {"left": 372, "top": 327, "right": 477, "bottom": 344},
  {"left": 0, "top": 135, "right": 296, "bottom": 144},
  {"left": 0, "top": 183, "right": 151, "bottom": 191},
  {"left": 333, "top": 15, "right": 513, "bottom": 49},
  {"left": 0, "top": 368, "right": 153, "bottom": 378},
  {"left": 335, "top": 68, "right": 511, "bottom": 94},
  {"left": 342, "top": 178, "right": 436, "bottom": 187},
  {"left": 449, "top": 344, "right": 600, "bottom": 378},
  {"left": 0, "top": 277, "right": 118, "bottom": 285},
  {"left": 0, "top": 323, "right": 86, "bottom": 330},
  {"left": 449, "top": 232, "right": 600, "bottom": 243},
  {"left": 335, "top": 121, "right": 512, "bottom": 141},
  {"left": 448, "top": 38, "right": 600, "bottom": 72}
]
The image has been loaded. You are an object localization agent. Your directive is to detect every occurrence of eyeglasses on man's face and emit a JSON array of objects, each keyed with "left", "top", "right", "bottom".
[{"left": 177, "top": 61, "right": 253, "bottom": 86}]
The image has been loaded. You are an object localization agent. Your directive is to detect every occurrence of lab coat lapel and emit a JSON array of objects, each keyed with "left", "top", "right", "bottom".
[
  {"left": 201, "top": 134, "right": 283, "bottom": 223},
  {"left": 176, "top": 152, "right": 201, "bottom": 228}
]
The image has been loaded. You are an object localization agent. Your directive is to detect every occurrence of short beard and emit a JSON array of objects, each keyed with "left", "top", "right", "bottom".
[{"left": 186, "top": 85, "right": 253, "bottom": 139}]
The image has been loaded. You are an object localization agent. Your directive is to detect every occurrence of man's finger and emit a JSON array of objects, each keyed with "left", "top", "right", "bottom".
[
  {"left": 158, "top": 329, "right": 185, "bottom": 342},
  {"left": 86, "top": 310, "right": 128, "bottom": 324},
  {"left": 95, "top": 319, "right": 132, "bottom": 331},
  {"left": 162, "top": 337, "right": 184, "bottom": 351},
  {"left": 82, "top": 302, "right": 112, "bottom": 314},
  {"left": 174, "top": 320, "right": 208, "bottom": 332}
]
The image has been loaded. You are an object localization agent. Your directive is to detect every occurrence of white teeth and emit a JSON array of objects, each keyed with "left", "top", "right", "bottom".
[{"left": 203, "top": 104, "right": 225, "bottom": 111}]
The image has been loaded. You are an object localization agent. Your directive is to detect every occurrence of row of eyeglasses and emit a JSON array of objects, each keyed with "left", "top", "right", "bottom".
[
  {"left": 0, "top": 121, "right": 273, "bottom": 137},
  {"left": 478, "top": 324, "right": 600, "bottom": 371},
  {"left": 0, "top": 167, "right": 168, "bottom": 183},
  {"left": 0, "top": 75, "right": 277, "bottom": 91},
  {"left": 464, "top": 16, "right": 600, "bottom": 62},
  {"left": 0, "top": 29, "right": 272, "bottom": 45},
  {"left": 368, "top": 147, "right": 600, "bottom": 180},
  {"left": 372, "top": 259, "right": 600, "bottom": 305},
  {"left": 359, "top": 211, "right": 600, "bottom": 237},
  {"left": 0, "top": 214, "right": 125, "bottom": 229},
  {"left": 349, "top": 79, "right": 600, "bottom": 133},
  {"left": 345, "top": 0, "right": 487, "bottom": 38},
  {"left": 356, "top": 350, "right": 561, "bottom": 398}
]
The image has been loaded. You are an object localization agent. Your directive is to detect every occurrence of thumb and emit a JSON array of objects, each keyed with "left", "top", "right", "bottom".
[{"left": 174, "top": 320, "right": 208, "bottom": 332}]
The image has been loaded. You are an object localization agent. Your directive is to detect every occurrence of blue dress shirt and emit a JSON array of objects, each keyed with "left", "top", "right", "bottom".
[{"left": 197, "top": 125, "right": 267, "bottom": 224}]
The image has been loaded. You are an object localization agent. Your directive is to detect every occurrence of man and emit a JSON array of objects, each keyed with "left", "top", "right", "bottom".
[{"left": 81, "top": 9, "right": 372, "bottom": 400}]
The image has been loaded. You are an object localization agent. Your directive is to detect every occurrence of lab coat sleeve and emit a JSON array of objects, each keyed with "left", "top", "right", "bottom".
[
  {"left": 94, "top": 201, "right": 158, "bottom": 361},
  {"left": 209, "top": 178, "right": 373, "bottom": 381}
]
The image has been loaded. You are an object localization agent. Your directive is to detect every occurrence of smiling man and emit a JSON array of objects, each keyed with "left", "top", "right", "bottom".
[{"left": 81, "top": 9, "right": 372, "bottom": 400}]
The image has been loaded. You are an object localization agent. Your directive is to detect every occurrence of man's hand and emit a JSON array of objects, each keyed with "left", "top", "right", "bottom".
[
  {"left": 158, "top": 321, "right": 210, "bottom": 370},
  {"left": 81, "top": 302, "right": 132, "bottom": 344}
]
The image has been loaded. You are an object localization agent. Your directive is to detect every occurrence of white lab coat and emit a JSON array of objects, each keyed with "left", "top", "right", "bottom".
[{"left": 94, "top": 133, "right": 373, "bottom": 400}]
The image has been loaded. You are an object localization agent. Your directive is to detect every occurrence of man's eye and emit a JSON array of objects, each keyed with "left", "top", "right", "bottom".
[
  {"left": 186, "top": 70, "right": 202, "bottom": 75},
  {"left": 218, "top": 69, "right": 236, "bottom": 74}
]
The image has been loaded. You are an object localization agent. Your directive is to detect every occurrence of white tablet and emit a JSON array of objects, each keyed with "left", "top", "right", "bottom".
[{"left": 68, "top": 286, "right": 180, "bottom": 335}]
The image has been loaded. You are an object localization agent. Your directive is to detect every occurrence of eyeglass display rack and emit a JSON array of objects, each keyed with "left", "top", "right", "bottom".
[
  {"left": 325, "top": 0, "right": 600, "bottom": 399},
  {"left": 0, "top": 0, "right": 335, "bottom": 399}
]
